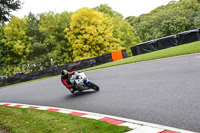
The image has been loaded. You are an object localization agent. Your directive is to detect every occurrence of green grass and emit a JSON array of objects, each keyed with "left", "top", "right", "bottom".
[
  {"left": 82, "top": 41, "right": 200, "bottom": 71},
  {"left": 0, "top": 105, "right": 130, "bottom": 133},
  {"left": 1, "top": 41, "right": 200, "bottom": 89}
]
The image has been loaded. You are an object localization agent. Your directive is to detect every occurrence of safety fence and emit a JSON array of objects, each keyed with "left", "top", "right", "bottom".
[
  {"left": 0, "top": 49, "right": 127, "bottom": 87},
  {"left": 131, "top": 28, "right": 200, "bottom": 56}
]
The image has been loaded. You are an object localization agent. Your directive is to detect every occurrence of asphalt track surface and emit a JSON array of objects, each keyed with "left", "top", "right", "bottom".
[{"left": 0, "top": 53, "right": 200, "bottom": 132}]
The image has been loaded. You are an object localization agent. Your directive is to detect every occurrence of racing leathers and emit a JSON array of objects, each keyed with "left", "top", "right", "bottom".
[{"left": 61, "top": 71, "right": 77, "bottom": 93}]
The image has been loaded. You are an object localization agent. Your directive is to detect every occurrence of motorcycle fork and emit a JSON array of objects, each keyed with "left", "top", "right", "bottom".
[{"left": 84, "top": 80, "right": 91, "bottom": 88}]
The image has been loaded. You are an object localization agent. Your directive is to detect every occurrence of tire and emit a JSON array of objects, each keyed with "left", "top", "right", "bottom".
[{"left": 89, "top": 82, "right": 100, "bottom": 91}]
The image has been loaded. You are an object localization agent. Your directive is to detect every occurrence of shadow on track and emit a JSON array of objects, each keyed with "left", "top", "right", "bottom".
[{"left": 65, "top": 90, "right": 99, "bottom": 99}]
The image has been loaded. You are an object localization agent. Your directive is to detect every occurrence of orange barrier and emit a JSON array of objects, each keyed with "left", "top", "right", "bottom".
[{"left": 111, "top": 50, "right": 123, "bottom": 61}]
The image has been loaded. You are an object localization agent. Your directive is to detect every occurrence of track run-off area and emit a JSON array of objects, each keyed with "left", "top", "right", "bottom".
[{"left": 0, "top": 53, "right": 200, "bottom": 132}]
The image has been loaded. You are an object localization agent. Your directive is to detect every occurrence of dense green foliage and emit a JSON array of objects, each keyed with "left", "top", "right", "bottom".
[
  {"left": 65, "top": 7, "right": 123, "bottom": 61},
  {"left": 1, "top": 0, "right": 199, "bottom": 76},
  {"left": 0, "top": 11, "right": 73, "bottom": 76},
  {"left": 0, "top": 5, "right": 140, "bottom": 76},
  {"left": 126, "top": 0, "right": 200, "bottom": 42},
  {"left": 0, "top": 26, "right": 4, "bottom": 75},
  {"left": 0, "top": 0, "right": 22, "bottom": 25},
  {"left": 94, "top": 4, "right": 141, "bottom": 56},
  {"left": 2, "top": 16, "right": 32, "bottom": 76}
]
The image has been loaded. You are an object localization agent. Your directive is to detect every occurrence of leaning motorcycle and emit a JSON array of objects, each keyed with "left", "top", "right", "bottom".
[{"left": 70, "top": 72, "right": 100, "bottom": 92}]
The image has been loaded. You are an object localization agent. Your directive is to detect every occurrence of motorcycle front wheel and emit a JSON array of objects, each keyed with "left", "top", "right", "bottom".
[{"left": 89, "top": 82, "right": 100, "bottom": 91}]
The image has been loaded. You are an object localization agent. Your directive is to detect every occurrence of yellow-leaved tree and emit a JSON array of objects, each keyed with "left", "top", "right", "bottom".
[
  {"left": 2, "top": 16, "right": 32, "bottom": 76},
  {"left": 65, "top": 8, "right": 123, "bottom": 61}
]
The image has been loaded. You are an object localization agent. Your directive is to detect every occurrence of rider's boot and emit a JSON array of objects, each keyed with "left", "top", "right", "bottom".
[{"left": 69, "top": 88, "right": 74, "bottom": 93}]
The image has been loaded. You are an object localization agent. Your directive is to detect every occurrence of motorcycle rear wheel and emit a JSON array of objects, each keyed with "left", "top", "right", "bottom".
[{"left": 89, "top": 82, "right": 100, "bottom": 91}]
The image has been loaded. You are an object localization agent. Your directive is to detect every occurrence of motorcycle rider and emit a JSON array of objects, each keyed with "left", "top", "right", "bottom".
[{"left": 61, "top": 70, "right": 77, "bottom": 93}]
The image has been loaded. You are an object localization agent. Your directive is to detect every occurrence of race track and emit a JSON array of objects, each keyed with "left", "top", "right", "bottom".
[{"left": 0, "top": 53, "right": 200, "bottom": 132}]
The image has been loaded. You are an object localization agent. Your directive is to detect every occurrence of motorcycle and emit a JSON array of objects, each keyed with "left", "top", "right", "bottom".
[{"left": 70, "top": 72, "right": 100, "bottom": 92}]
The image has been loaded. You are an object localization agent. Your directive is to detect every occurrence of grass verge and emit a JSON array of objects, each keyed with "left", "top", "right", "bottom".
[
  {"left": 82, "top": 41, "right": 200, "bottom": 71},
  {"left": 0, "top": 105, "right": 130, "bottom": 133},
  {"left": 1, "top": 41, "right": 200, "bottom": 89}
]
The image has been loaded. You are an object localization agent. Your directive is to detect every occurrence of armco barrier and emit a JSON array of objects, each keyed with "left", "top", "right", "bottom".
[
  {"left": 157, "top": 35, "right": 178, "bottom": 49},
  {"left": 199, "top": 28, "right": 200, "bottom": 35},
  {"left": 0, "top": 49, "right": 127, "bottom": 87},
  {"left": 177, "top": 29, "right": 200, "bottom": 45},
  {"left": 121, "top": 49, "right": 128, "bottom": 58},
  {"left": 95, "top": 53, "right": 112, "bottom": 66},
  {"left": 131, "top": 28, "right": 200, "bottom": 56},
  {"left": 133, "top": 40, "right": 159, "bottom": 55},
  {"left": 131, "top": 46, "right": 137, "bottom": 56}
]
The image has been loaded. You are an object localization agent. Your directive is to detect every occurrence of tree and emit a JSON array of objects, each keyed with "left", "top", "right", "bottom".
[
  {"left": 126, "top": 16, "right": 137, "bottom": 26},
  {"left": 27, "top": 12, "right": 55, "bottom": 71},
  {"left": 26, "top": 12, "right": 41, "bottom": 42},
  {"left": 160, "top": 16, "right": 190, "bottom": 37},
  {"left": 48, "top": 11, "right": 73, "bottom": 66},
  {"left": 113, "top": 19, "right": 141, "bottom": 56},
  {"left": 93, "top": 4, "right": 123, "bottom": 19},
  {"left": 127, "top": 0, "right": 200, "bottom": 42},
  {"left": 94, "top": 4, "right": 141, "bottom": 56},
  {"left": 38, "top": 11, "right": 73, "bottom": 67},
  {"left": 193, "top": 5, "right": 200, "bottom": 28},
  {"left": 0, "top": 0, "right": 22, "bottom": 25},
  {"left": 1, "top": 10, "right": 73, "bottom": 74},
  {"left": 2, "top": 16, "right": 32, "bottom": 76},
  {"left": 0, "top": 26, "right": 4, "bottom": 75},
  {"left": 65, "top": 8, "right": 123, "bottom": 61}
]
